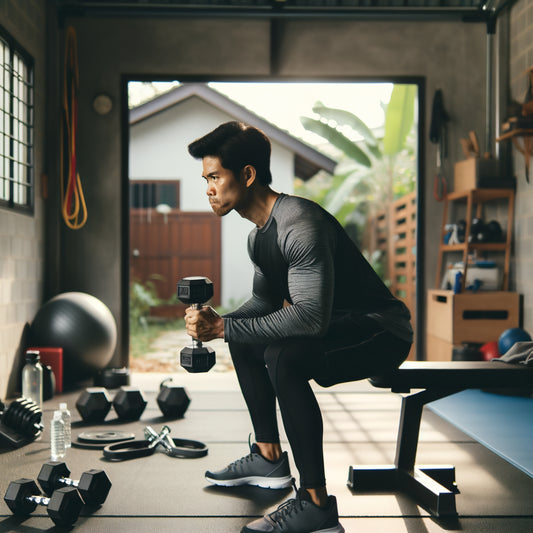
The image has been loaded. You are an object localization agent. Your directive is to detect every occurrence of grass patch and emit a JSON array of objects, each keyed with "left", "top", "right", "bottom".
[{"left": 130, "top": 318, "right": 185, "bottom": 359}]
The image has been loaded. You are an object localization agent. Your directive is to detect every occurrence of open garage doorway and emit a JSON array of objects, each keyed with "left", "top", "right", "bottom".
[{"left": 126, "top": 80, "right": 423, "bottom": 370}]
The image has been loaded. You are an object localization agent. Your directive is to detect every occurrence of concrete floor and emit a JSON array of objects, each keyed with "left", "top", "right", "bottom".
[{"left": 1, "top": 370, "right": 533, "bottom": 532}]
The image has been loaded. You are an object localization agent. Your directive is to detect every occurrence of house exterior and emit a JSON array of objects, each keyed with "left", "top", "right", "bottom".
[{"left": 128, "top": 83, "right": 337, "bottom": 308}]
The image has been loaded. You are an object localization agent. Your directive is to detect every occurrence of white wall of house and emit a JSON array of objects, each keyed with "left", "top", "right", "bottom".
[{"left": 129, "top": 95, "right": 294, "bottom": 308}]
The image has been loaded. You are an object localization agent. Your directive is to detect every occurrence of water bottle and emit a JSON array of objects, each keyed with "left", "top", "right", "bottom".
[
  {"left": 22, "top": 350, "right": 43, "bottom": 409},
  {"left": 51, "top": 409, "right": 66, "bottom": 461},
  {"left": 59, "top": 403, "right": 71, "bottom": 448}
]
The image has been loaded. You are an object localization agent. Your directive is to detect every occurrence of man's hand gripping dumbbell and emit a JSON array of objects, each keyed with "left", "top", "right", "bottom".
[{"left": 179, "top": 276, "right": 220, "bottom": 373}]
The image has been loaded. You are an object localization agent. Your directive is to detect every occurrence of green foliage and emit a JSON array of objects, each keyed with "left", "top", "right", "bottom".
[
  {"left": 297, "top": 84, "right": 417, "bottom": 235},
  {"left": 383, "top": 85, "right": 417, "bottom": 156},
  {"left": 300, "top": 117, "right": 372, "bottom": 167},
  {"left": 129, "top": 276, "right": 164, "bottom": 331}
]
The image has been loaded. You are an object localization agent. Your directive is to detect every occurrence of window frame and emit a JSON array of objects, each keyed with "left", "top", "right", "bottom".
[
  {"left": 0, "top": 24, "right": 35, "bottom": 215},
  {"left": 129, "top": 179, "right": 181, "bottom": 210}
]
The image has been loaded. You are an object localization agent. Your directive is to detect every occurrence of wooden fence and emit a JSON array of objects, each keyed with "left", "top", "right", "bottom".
[{"left": 362, "top": 191, "right": 417, "bottom": 358}]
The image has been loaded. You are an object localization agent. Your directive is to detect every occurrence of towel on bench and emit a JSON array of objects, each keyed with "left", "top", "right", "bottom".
[{"left": 495, "top": 341, "right": 533, "bottom": 366}]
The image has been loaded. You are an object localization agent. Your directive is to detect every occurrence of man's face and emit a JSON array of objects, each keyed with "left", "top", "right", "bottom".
[{"left": 201, "top": 156, "right": 244, "bottom": 217}]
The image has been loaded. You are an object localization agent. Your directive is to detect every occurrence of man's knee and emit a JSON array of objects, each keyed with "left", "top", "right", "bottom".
[{"left": 264, "top": 340, "right": 316, "bottom": 379}]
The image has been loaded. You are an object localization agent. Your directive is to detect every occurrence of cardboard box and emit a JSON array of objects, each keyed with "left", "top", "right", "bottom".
[
  {"left": 453, "top": 158, "right": 507, "bottom": 193},
  {"left": 427, "top": 289, "right": 520, "bottom": 345},
  {"left": 426, "top": 335, "right": 454, "bottom": 361}
]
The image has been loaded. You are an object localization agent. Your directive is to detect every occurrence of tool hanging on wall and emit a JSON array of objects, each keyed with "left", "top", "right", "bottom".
[
  {"left": 61, "top": 26, "right": 88, "bottom": 229},
  {"left": 429, "top": 89, "right": 450, "bottom": 201}
]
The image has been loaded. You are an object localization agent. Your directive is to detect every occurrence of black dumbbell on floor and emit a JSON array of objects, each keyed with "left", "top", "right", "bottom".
[
  {"left": 157, "top": 378, "right": 190, "bottom": 418},
  {"left": 38, "top": 461, "right": 112, "bottom": 506},
  {"left": 177, "top": 276, "right": 216, "bottom": 373},
  {"left": 76, "top": 386, "right": 147, "bottom": 423},
  {"left": 4, "top": 478, "right": 83, "bottom": 526}
]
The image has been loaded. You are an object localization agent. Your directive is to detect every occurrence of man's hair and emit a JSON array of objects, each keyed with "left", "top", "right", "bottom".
[{"left": 188, "top": 121, "right": 273, "bottom": 186}]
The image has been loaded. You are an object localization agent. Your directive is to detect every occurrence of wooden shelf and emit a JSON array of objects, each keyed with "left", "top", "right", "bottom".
[
  {"left": 440, "top": 242, "right": 507, "bottom": 252},
  {"left": 446, "top": 188, "right": 515, "bottom": 202},
  {"left": 496, "top": 128, "right": 533, "bottom": 142},
  {"left": 435, "top": 188, "right": 515, "bottom": 291}
]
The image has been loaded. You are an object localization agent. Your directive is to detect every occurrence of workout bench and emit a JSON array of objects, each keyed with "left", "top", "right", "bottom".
[{"left": 347, "top": 361, "right": 533, "bottom": 517}]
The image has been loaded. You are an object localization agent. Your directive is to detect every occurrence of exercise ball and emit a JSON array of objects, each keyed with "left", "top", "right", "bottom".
[
  {"left": 30, "top": 292, "right": 117, "bottom": 383},
  {"left": 479, "top": 341, "right": 500, "bottom": 361},
  {"left": 498, "top": 327, "right": 532, "bottom": 356}
]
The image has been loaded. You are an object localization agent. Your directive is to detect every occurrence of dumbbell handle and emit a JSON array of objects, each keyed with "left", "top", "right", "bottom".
[
  {"left": 190, "top": 303, "right": 204, "bottom": 349},
  {"left": 55, "top": 477, "right": 80, "bottom": 489},
  {"left": 26, "top": 494, "right": 51, "bottom": 507}
]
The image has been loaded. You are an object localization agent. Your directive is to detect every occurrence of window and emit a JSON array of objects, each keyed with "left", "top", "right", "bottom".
[
  {"left": 0, "top": 26, "right": 34, "bottom": 213},
  {"left": 129, "top": 180, "right": 180, "bottom": 209}
]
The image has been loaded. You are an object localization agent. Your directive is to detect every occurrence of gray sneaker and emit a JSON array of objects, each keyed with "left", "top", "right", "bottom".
[
  {"left": 241, "top": 487, "right": 344, "bottom": 533},
  {"left": 205, "top": 442, "right": 292, "bottom": 489}
]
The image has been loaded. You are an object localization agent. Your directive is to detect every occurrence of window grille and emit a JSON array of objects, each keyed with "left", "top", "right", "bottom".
[{"left": 0, "top": 26, "right": 34, "bottom": 214}]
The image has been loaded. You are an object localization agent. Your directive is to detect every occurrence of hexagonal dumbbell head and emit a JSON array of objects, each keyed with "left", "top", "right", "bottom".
[
  {"left": 112, "top": 387, "right": 147, "bottom": 421},
  {"left": 38, "top": 462, "right": 112, "bottom": 506},
  {"left": 76, "top": 387, "right": 112, "bottom": 422},
  {"left": 78, "top": 469, "right": 112, "bottom": 505},
  {"left": 4, "top": 478, "right": 40, "bottom": 515},
  {"left": 157, "top": 381, "right": 191, "bottom": 418},
  {"left": 47, "top": 486, "right": 84, "bottom": 526},
  {"left": 177, "top": 276, "right": 213, "bottom": 306},
  {"left": 180, "top": 345, "right": 216, "bottom": 373},
  {"left": 38, "top": 461, "right": 71, "bottom": 495}
]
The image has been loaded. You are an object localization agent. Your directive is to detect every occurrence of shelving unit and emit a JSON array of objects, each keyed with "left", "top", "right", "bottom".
[{"left": 435, "top": 188, "right": 515, "bottom": 291}]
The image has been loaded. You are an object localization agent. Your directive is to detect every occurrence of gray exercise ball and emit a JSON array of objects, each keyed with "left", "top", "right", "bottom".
[{"left": 30, "top": 292, "right": 117, "bottom": 384}]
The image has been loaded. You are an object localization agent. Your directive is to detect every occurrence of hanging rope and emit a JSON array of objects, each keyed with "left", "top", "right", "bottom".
[{"left": 60, "top": 26, "right": 88, "bottom": 229}]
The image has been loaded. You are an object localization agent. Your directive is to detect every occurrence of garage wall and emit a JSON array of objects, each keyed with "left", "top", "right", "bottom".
[
  {"left": 509, "top": 0, "right": 533, "bottom": 334},
  {"left": 0, "top": 0, "right": 48, "bottom": 398}
]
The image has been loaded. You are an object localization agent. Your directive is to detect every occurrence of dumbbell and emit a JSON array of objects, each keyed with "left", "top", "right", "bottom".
[
  {"left": 38, "top": 461, "right": 112, "bottom": 506},
  {"left": 157, "top": 378, "right": 190, "bottom": 418},
  {"left": 76, "top": 386, "right": 147, "bottom": 423},
  {"left": 0, "top": 398, "right": 44, "bottom": 447},
  {"left": 177, "top": 276, "right": 216, "bottom": 373},
  {"left": 4, "top": 478, "right": 83, "bottom": 526}
]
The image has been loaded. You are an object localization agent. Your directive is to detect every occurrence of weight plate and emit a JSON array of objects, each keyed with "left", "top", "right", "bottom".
[{"left": 77, "top": 431, "right": 135, "bottom": 444}]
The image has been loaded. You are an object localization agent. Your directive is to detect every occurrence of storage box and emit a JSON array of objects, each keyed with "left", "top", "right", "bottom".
[
  {"left": 426, "top": 335, "right": 454, "bottom": 361},
  {"left": 28, "top": 347, "right": 63, "bottom": 393},
  {"left": 427, "top": 289, "right": 520, "bottom": 345},
  {"left": 453, "top": 158, "right": 507, "bottom": 193}
]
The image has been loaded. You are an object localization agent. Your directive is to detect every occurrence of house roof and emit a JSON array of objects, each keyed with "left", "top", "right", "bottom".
[{"left": 129, "top": 82, "right": 337, "bottom": 181}]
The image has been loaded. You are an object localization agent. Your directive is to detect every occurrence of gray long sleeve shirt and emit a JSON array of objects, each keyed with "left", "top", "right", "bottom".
[{"left": 223, "top": 194, "right": 413, "bottom": 345}]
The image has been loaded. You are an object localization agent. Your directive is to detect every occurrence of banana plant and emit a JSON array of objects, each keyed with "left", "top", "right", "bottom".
[{"left": 298, "top": 84, "right": 417, "bottom": 227}]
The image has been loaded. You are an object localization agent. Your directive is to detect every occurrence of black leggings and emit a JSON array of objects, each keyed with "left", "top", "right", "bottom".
[{"left": 229, "top": 317, "right": 412, "bottom": 489}]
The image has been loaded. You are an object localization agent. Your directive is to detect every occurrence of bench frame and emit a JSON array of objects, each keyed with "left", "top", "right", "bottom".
[{"left": 347, "top": 361, "right": 533, "bottom": 517}]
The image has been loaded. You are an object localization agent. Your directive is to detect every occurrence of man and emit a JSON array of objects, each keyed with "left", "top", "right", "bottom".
[{"left": 186, "top": 121, "right": 413, "bottom": 533}]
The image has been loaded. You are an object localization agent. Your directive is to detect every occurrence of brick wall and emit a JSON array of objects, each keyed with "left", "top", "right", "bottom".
[
  {"left": 0, "top": 0, "right": 47, "bottom": 398},
  {"left": 510, "top": 0, "right": 533, "bottom": 333}
]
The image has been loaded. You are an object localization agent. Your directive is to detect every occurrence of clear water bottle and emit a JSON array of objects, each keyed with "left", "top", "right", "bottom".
[
  {"left": 51, "top": 409, "right": 66, "bottom": 461},
  {"left": 22, "top": 350, "right": 43, "bottom": 409},
  {"left": 59, "top": 403, "right": 71, "bottom": 448}
]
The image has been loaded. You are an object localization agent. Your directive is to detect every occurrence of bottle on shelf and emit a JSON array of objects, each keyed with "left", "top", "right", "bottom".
[
  {"left": 22, "top": 350, "right": 43, "bottom": 409},
  {"left": 59, "top": 403, "right": 71, "bottom": 448},
  {"left": 51, "top": 409, "right": 66, "bottom": 461}
]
